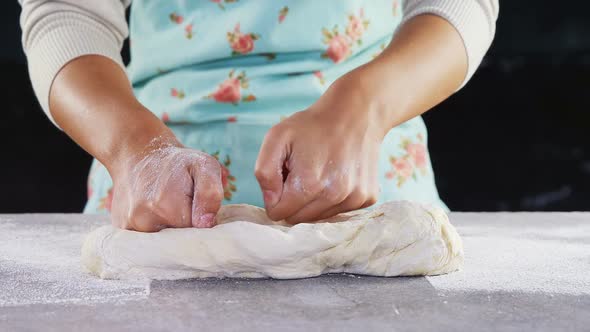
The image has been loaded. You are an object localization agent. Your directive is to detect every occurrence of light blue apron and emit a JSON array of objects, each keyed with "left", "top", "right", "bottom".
[{"left": 85, "top": 0, "right": 448, "bottom": 213}]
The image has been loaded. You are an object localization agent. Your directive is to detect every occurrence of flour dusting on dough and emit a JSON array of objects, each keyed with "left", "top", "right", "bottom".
[{"left": 82, "top": 201, "right": 464, "bottom": 280}]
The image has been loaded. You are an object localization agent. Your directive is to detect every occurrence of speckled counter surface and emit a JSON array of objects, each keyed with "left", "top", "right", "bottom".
[{"left": 1, "top": 213, "right": 589, "bottom": 331}]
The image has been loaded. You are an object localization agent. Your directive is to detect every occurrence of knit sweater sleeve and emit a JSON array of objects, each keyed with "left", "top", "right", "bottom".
[
  {"left": 18, "top": 0, "right": 131, "bottom": 125},
  {"left": 403, "top": 0, "right": 500, "bottom": 88},
  {"left": 18, "top": 1, "right": 498, "bottom": 125}
]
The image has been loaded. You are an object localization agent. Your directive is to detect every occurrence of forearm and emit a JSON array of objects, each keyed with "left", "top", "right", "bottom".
[
  {"left": 49, "top": 55, "right": 178, "bottom": 175},
  {"left": 351, "top": 14, "right": 467, "bottom": 133}
]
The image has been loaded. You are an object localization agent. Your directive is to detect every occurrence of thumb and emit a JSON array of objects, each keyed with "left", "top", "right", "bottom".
[
  {"left": 190, "top": 155, "right": 224, "bottom": 228},
  {"left": 255, "top": 127, "right": 288, "bottom": 210}
]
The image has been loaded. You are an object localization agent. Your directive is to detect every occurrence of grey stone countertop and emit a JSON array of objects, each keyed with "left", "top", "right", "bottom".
[{"left": 0, "top": 212, "right": 588, "bottom": 331}]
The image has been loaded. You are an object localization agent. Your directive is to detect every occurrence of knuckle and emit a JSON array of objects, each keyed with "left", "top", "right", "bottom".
[
  {"left": 266, "top": 208, "right": 286, "bottom": 222},
  {"left": 128, "top": 210, "right": 162, "bottom": 232},
  {"left": 213, "top": 186, "right": 225, "bottom": 201},
  {"left": 197, "top": 185, "right": 224, "bottom": 203},
  {"left": 202, "top": 154, "right": 222, "bottom": 170},
  {"left": 254, "top": 166, "right": 273, "bottom": 182},
  {"left": 265, "top": 125, "right": 284, "bottom": 142}
]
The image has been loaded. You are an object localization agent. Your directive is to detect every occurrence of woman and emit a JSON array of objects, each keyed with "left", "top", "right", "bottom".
[{"left": 19, "top": 0, "right": 498, "bottom": 231}]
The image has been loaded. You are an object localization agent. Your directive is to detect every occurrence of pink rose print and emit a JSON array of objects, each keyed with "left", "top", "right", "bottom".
[
  {"left": 313, "top": 71, "right": 326, "bottom": 85},
  {"left": 227, "top": 23, "right": 260, "bottom": 56},
  {"left": 171, "top": 88, "right": 185, "bottom": 99},
  {"left": 345, "top": 9, "right": 369, "bottom": 44},
  {"left": 169, "top": 13, "right": 183, "bottom": 24},
  {"left": 212, "top": 77, "right": 241, "bottom": 103},
  {"left": 211, "top": 151, "right": 237, "bottom": 200},
  {"left": 385, "top": 135, "right": 429, "bottom": 187},
  {"left": 227, "top": 116, "right": 237, "bottom": 122},
  {"left": 406, "top": 143, "right": 427, "bottom": 170},
  {"left": 321, "top": 9, "right": 369, "bottom": 63},
  {"left": 185, "top": 24, "right": 194, "bottom": 39},
  {"left": 394, "top": 158, "right": 413, "bottom": 177},
  {"left": 211, "top": 0, "right": 238, "bottom": 10},
  {"left": 206, "top": 70, "right": 256, "bottom": 105},
  {"left": 278, "top": 6, "right": 289, "bottom": 23},
  {"left": 161, "top": 112, "right": 170, "bottom": 123},
  {"left": 326, "top": 35, "right": 350, "bottom": 63},
  {"left": 99, "top": 187, "right": 114, "bottom": 212},
  {"left": 169, "top": 13, "right": 193, "bottom": 39},
  {"left": 392, "top": 0, "right": 399, "bottom": 16},
  {"left": 387, "top": 157, "right": 413, "bottom": 187}
]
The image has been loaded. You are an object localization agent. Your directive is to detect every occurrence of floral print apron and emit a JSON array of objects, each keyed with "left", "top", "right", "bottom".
[{"left": 85, "top": 0, "right": 448, "bottom": 213}]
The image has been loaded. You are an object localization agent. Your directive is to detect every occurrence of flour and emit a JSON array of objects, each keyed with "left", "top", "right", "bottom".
[
  {"left": 428, "top": 212, "right": 590, "bottom": 295},
  {"left": 0, "top": 216, "right": 148, "bottom": 307}
]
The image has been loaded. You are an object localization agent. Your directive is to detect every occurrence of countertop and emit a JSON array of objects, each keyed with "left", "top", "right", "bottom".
[{"left": 0, "top": 212, "right": 589, "bottom": 331}]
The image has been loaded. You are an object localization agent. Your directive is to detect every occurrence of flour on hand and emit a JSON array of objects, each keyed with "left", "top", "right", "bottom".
[{"left": 81, "top": 201, "right": 464, "bottom": 280}]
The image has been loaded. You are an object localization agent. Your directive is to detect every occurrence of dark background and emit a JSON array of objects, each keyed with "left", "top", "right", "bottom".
[{"left": 1, "top": 2, "right": 589, "bottom": 212}]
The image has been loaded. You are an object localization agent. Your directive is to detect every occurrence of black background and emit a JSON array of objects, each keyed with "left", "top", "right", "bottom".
[{"left": 1, "top": 2, "right": 589, "bottom": 212}]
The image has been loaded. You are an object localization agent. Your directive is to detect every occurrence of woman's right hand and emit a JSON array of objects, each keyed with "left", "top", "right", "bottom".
[
  {"left": 109, "top": 137, "right": 224, "bottom": 232},
  {"left": 48, "top": 55, "right": 224, "bottom": 232}
]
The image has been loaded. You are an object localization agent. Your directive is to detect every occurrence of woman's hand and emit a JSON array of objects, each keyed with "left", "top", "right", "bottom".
[
  {"left": 49, "top": 55, "right": 224, "bottom": 231},
  {"left": 109, "top": 137, "right": 224, "bottom": 232},
  {"left": 255, "top": 74, "right": 388, "bottom": 223},
  {"left": 256, "top": 14, "right": 468, "bottom": 223}
]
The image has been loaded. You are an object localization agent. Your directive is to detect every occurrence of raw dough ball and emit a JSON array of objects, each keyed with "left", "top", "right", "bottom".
[{"left": 82, "top": 201, "right": 463, "bottom": 280}]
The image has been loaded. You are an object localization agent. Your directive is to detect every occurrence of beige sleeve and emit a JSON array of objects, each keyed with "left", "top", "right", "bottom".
[
  {"left": 402, "top": 0, "right": 500, "bottom": 88},
  {"left": 18, "top": 0, "right": 132, "bottom": 125},
  {"left": 19, "top": 0, "right": 499, "bottom": 124}
]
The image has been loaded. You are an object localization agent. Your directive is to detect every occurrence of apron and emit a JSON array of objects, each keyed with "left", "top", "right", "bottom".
[{"left": 85, "top": 0, "right": 448, "bottom": 213}]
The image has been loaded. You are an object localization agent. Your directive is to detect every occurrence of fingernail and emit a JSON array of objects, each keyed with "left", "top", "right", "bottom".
[
  {"left": 194, "top": 213, "right": 215, "bottom": 228},
  {"left": 263, "top": 190, "right": 277, "bottom": 208}
]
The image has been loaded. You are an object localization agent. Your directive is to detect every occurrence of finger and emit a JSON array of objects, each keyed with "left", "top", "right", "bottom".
[
  {"left": 360, "top": 179, "right": 379, "bottom": 209},
  {"left": 285, "top": 184, "right": 348, "bottom": 224},
  {"left": 152, "top": 171, "right": 194, "bottom": 229},
  {"left": 359, "top": 184, "right": 379, "bottom": 209},
  {"left": 128, "top": 207, "right": 169, "bottom": 233},
  {"left": 266, "top": 171, "right": 322, "bottom": 221},
  {"left": 255, "top": 126, "right": 289, "bottom": 210},
  {"left": 314, "top": 191, "right": 367, "bottom": 221},
  {"left": 360, "top": 197, "right": 378, "bottom": 209},
  {"left": 158, "top": 193, "right": 194, "bottom": 229},
  {"left": 191, "top": 157, "right": 224, "bottom": 228}
]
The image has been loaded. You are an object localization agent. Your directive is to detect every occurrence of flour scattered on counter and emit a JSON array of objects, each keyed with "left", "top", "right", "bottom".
[
  {"left": 0, "top": 216, "right": 149, "bottom": 306},
  {"left": 428, "top": 212, "right": 590, "bottom": 295}
]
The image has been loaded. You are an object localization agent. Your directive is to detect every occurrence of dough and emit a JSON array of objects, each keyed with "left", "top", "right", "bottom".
[{"left": 82, "top": 201, "right": 464, "bottom": 280}]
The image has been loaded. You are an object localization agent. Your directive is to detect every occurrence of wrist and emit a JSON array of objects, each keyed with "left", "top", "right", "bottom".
[
  {"left": 102, "top": 108, "right": 182, "bottom": 177},
  {"left": 322, "top": 70, "right": 396, "bottom": 140}
]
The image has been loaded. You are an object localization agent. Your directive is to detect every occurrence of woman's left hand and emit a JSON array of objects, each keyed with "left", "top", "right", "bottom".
[
  {"left": 256, "top": 13, "right": 469, "bottom": 223},
  {"left": 255, "top": 73, "right": 389, "bottom": 223}
]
